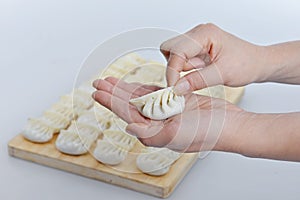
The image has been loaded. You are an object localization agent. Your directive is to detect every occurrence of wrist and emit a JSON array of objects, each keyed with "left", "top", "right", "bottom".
[
  {"left": 251, "top": 45, "right": 278, "bottom": 83},
  {"left": 213, "top": 111, "right": 253, "bottom": 154},
  {"left": 258, "top": 41, "right": 300, "bottom": 83}
]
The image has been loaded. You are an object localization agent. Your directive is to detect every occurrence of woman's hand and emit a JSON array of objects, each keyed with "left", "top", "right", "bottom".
[
  {"left": 161, "top": 23, "right": 270, "bottom": 95},
  {"left": 92, "top": 77, "right": 250, "bottom": 153}
]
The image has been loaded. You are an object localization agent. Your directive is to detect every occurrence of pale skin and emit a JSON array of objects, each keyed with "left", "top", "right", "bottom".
[{"left": 93, "top": 23, "right": 300, "bottom": 162}]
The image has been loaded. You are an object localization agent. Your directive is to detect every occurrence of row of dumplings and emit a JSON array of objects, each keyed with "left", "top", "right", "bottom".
[
  {"left": 23, "top": 53, "right": 145, "bottom": 143},
  {"left": 22, "top": 53, "right": 182, "bottom": 176},
  {"left": 22, "top": 86, "right": 94, "bottom": 143}
]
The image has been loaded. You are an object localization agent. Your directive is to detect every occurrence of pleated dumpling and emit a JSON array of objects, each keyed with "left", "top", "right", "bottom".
[
  {"left": 136, "top": 147, "right": 181, "bottom": 176},
  {"left": 55, "top": 129, "right": 97, "bottom": 155},
  {"left": 102, "top": 130, "right": 137, "bottom": 150},
  {"left": 77, "top": 111, "right": 111, "bottom": 131},
  {"left": 22, "top": 119, "right": 57, "bottom": 143},
  {"left": 46, "top": 103, "right": 75, "bottom": 121},
  {"left": 41, "top": 111, "right": 71, "bottom": 131},
  {"left": 93, "top": 140, "right": 128, "bottom": 165},
  {"left": 130, "top": 87, "right": 185, "bottom": 120}
]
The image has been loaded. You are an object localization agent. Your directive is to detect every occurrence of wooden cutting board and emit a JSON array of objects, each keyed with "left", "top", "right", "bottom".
[
  {"left": 8, "top": 134, "right": 198, "bottom": 198},
  {"left": 7, "top": 86, "right": 244, "bottom": 198}
]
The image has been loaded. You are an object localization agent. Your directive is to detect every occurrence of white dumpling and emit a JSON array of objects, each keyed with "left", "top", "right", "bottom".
[
  {"left": 77, "top": 81, "right": 96, "bottom": 94},
  {"left": 93, "top": 140, "right": 128, "bottom": 165},
  {"left": 108, "top": 117, "right": 128, "bottom": 132},
  {"left": 77, "top": 111, "right": 111, "bottom": 131},
  {"left": 47, "top": 103, "right": 75, "bottom": 121},
  {"left": 136, "top": 147, "right": 181, "bottom": 176},
  {"left": 136, "top": 154, "right": 171, "bottom": 176},
  {"left": 68, "top": 122, "right": 101, "bottom": 138},
  {"left": 102, "top": 130, "right": 137, "bottom": 150},
  {"left": 143, "top": 147, "right": 181, "bottom": 160},
  {"left": 72, "top": 89, "right": 94, "bottom": 109},
  {"left": 41, "top": 111, "right": 70, "bottom": 131},
  {"left": 130, "top": 87, "right": 185, "bottom": 120},
  {"left": 100, "top": 53, "right": 146, "bottom": 79},
  {"left": 55, "top": 129, "right": 97, "bottom": 155},
  {"left": 93, "top": 104, "right": 114, "bottom": 117},
  {"left": 123, "top": 62, "right": 167, "bottom": 86},
  {"left": 22, "top": 119, "right": 56, "bottom": 143}
]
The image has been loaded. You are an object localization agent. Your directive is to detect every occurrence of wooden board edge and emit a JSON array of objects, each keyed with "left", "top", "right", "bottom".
[{"left": 7, "top": 143, "right": 168, "bottom": 198}]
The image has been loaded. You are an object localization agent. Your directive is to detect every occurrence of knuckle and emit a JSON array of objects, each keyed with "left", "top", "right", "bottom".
[
  {"left": 160, "top": 41, "right": 168, "bottom": 51},
  {"left": 204, "top": 23, "right": 218, "bottom": 31}
]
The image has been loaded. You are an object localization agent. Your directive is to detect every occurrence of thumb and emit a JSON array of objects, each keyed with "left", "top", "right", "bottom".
[{"left": 173, "top": 63, "right": 223, "bottom": 95}]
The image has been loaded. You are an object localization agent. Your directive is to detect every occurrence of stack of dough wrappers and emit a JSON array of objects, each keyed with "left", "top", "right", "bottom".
[{"left": 22, "top": 53, "right": 240, "bottom": 176}]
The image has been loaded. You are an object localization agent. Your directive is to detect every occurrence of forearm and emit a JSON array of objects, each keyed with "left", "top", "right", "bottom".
[
  {"left": 235, "top": 112, "right": 300, "bottom": 161},
  {"left": 260, "top": 41, "right": 300, "bottom": 84}
]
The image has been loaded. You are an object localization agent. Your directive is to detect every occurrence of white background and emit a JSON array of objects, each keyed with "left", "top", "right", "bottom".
[{"left": 1, "top": 0, "right": 300, "bottom": 199}]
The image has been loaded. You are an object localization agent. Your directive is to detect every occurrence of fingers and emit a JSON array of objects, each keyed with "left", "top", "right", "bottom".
[
  {"left": 92, "top": 90, "right": 147, "bottom": 124},
  {"left": 93, "top": 79, "right": 138, "bottom": 101},
  {"left": 183, "top": 57, "right": 206, "bottom": 71},
  {"left": 126, "top": 122, "right": 175, "bottom": 148},
  {"left": 92, "top": 77, "right": 160, "bottom": 124},
  {"left": 161, "top": 23, "right": 224, "bottom": 89},
  {"left": 174, "top": 63, "right": 224, "bottom": 95},
  {"left": 94, "top": 77, "right": 160, "bottom": 97},
  {"left": 161, "top": 29, "right": 206, "bottom": 86},
  {"left": 166, "top": 53, "right": 187, "bottom": 86}
]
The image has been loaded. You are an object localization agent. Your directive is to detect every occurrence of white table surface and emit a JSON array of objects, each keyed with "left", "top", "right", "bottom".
[{"left": 1, "top": 0, "right": 300, "bottom": 199}]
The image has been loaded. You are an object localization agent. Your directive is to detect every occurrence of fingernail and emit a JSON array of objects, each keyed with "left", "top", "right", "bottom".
[
  {"left": 174, "top": 79, "right": 190, "bottom": 95},
  {"left": 92, "top": 91, "right": 97, "bottom": 99},
  {"left": 92, "top": 79, "right": 100, "bottom": 88}
]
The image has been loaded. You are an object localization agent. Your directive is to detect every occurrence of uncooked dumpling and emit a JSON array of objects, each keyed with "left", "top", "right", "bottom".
[
  {"left": 136, "top": 147, "right": 181, "bottom": 176},
  {"left": 100, "top": 53, "right": 146, "bottom": 79},
  {"left": 55, "top": 129, "right": 97, "bottom": 155},
  {"left": 46, "top": 103, "right": 75, "bottom": 121},
  {"left": 77, "top": 111, "right": 111, "bottom": 131},
  {"left": 42, "top": 111, "right": 71, "bottom": 131},
  {"left": 102, "top": 130, "right": 137, "bottom": 150},
  {"left": 123, "top": 62, "right": 166, "bottom": 86},
  {"left": 130, "top": 87, "right": 185, "bottom": 120},
  {"left": 72, "top": 89, "right": 94, "bottom": 110},
  {"left": 22, "top": 119, "right": 56, "bottom": 143},
  {"left": 93, "top": 140, "right": 128, "bottom": 165}
]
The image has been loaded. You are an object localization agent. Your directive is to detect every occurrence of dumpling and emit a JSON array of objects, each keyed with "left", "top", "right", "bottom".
[
  {"left": 102, "top": 130, "right": 137, "bottom": 150},
  {"left": 100, "top": 53, "right": 146, "bottom": 79},
  {"left": 55, "top": 120, "right": 100, "bottom": 155},
  {"left": 68, "top": 122, "right": 101, "bottom": 138},
  {"left": 136, "top": 147, "right": 181, "bottom": 176},
  {"left": 108, "top": 117, "right": 128, "bottom": 133},
  {"left": 72, "top": 89, "right": 94, "bottom": 110},
  {"left": 122, "top": 62, "right": 167, "bottom": 86},
  {"left": 55, "top": 129, "right": 97, "bottom": 155},
  {"left": 130, "top": 87, "right": 185, "bottom": 120},
  {"left": 77, "top": 81, "right": 96, "bottom": 94},
  {"left": 93, "top": 140, "right": 128, "bottom": 165},
  {"left": 22, "top": 118, "right": 56, "bottom": 143},
  {"left": 47, "top": 103, "right": 75, "bottom": 121},
  {"left": 77, "top": 111, "right": 111, "bottom": 131},
  {"left": 41, "top": 111, "right": 71, "bottom": 131}
]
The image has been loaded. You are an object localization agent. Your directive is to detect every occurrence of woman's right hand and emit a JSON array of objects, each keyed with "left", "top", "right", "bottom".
[{"left": 160, "top": 23, "right": 270, "bottom": 95}]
